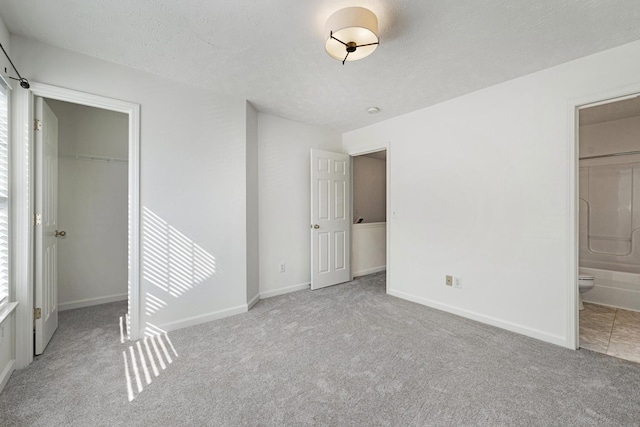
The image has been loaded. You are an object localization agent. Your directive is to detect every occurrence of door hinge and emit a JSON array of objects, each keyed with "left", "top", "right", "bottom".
[
  {"left": 34, "top": 213, "right": 42, "bottom": 225},
  {"left": 34, "top": 118, "right": 42, "bottom": 131},
  {"left": 34, "top": 308, "right": 41, "bottom": 320}
]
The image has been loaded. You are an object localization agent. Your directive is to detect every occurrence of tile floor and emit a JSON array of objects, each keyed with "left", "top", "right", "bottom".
[{"left": 579, "top": 302, "right": 640, "bottom": 363}]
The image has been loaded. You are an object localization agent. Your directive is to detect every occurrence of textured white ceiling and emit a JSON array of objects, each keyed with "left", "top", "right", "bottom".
[{"left": 1, "top": 1, "right": 640, "bottom": 132}]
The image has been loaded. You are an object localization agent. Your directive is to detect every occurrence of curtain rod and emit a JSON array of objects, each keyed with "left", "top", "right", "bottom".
[
  {"left": 579, "top": 150, "right": 640, "bottom": 160},
  {"left": 0, "top": 42, "right": 29, "bottom": 89}
]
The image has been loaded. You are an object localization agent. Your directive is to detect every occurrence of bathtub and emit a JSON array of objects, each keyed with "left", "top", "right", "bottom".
[{"left": 580, "top": 265, "right": 640, "bottom": 312}]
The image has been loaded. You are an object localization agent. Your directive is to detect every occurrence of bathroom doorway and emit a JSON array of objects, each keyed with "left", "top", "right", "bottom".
[{"left": 577, "top": 94, "right": 640, "bottom": 363}]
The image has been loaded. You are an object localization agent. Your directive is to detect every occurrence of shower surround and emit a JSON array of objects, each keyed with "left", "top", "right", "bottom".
[{"left": 579, "top": 155, "right": 640, "bottom": 311}]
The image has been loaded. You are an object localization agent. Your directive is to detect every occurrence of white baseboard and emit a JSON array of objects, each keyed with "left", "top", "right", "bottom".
[
  {"left": 387, "top": 288, "right": 568, "bottom": 348},
  {"left": 247, "top": 293, "right": 260, "bottom": 310},
  {"left": 260, "top": 282, "right": 310, "bottom": 299},
  {"left": 59, "top": 293, "right": 128, "bottom": 311},
  {"left": 152, "top": 304, "right": 248, "bottom": 334},
  {"left": 354, "top": 266, "right": 386, "bottom": 278},
  {"left": 0, "top": 359, "right": 15, "bottom": 395}
]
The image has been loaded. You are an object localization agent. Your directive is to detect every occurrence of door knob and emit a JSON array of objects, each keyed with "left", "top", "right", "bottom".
[
  {"left": 54, "top": 230, "right": 66, "bottom": 237},
  {"left": 313, "top": 224, "right": 320, "bottom": 229}
]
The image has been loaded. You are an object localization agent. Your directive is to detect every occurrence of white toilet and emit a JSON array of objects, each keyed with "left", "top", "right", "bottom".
[{"left": 578, "top": 273, "right": 595, "bottom": 310}]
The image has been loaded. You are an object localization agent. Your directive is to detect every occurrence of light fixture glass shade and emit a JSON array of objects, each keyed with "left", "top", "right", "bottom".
[{"left": 325, "top": 7, "right": 379, "bottom": 62}]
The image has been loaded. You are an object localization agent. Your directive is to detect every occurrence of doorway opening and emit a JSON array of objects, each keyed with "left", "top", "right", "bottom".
[
  {"left": 576, "top": 94, "right": 640, "bottom": 363},
  {"left": 351, "top": 150, "right": 387, "bottom": 280},
  {"left": 33, "top": 98, "right": 129, "bottom": 354},
  {"left": 309, "top": 147, "right": 390, "bottom": 293},
  {"left": 14, "top": 83, "right": 140, "bottom": 367}
]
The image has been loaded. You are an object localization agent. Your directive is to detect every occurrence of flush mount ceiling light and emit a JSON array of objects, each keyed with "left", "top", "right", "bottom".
[{"left": 325, "top": 7, "right": 379, "bottom": 65}]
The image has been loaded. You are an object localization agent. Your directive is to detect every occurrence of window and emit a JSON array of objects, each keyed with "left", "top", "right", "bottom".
[{"left": 0, "top": 77, "right": 9, "bottom": 306}]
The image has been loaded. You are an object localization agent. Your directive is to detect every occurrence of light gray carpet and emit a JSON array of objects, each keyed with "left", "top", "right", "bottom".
[{"left": 1, "top": 272, "right": 640, "bottom": 426}]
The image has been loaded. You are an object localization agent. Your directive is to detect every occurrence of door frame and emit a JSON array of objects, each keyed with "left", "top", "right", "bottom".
[
  {"left": 12, "top": 83, "right": 141, "bottom": 368},
  {"left": 346, "top": 142, "right": 390, "bottom": 293},
  {"left": 567, "top": 84, "right": 640, "bottom": 350}
]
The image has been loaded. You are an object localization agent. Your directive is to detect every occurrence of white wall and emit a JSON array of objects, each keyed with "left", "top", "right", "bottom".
[
  {"left": 258, "top": 114, "right": 341, "bottom": 298},
  {"left": 353, "top": 155, "right": 386, "bottom": 223},
  {"left": 11, "top": 36, "right": 253, "bottom": 335},
  {"left": 50, "top": 99, "right": 129, "bottom": 157},
  {"left": 343, "top": 39, "right": 640, "bottom": 347},
  {"left": 46, "top": 99, "right": 129, "bottom": 310}
]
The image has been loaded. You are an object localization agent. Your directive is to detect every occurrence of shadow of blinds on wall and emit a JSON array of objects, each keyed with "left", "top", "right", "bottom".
[{"left": 0, "top": 77, "right": 9, "bottom": 306}]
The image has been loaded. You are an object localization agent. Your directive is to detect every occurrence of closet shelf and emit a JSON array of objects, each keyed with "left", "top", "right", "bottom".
[{"left": 59, "top": 153, "right": 128, "bottom": 164}]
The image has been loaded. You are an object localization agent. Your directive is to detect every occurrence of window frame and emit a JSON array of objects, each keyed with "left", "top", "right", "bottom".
[{"left": 0, "top": 74, "right": 11, "bottom": 308}]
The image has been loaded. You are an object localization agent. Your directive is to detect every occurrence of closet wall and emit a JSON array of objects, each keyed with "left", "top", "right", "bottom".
[
  {"left": 353, "top": 154, "right": 386, "bottom": 223},
  {"left": 47, "top": 99, "right": 129, "bottom": 310}
]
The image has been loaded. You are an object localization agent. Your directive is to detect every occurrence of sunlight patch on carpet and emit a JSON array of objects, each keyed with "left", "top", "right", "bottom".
[{"left": 122, "top": 333, "right": 179, "bottom": 402}]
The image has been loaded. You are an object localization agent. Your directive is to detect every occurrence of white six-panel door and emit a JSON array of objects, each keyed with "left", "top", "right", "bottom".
[
  {"left": 35, "top": 97, "right": 60, "bottom": 355},
  {"left": 310, "top": 149, "right": 351, "bottom": 290}
]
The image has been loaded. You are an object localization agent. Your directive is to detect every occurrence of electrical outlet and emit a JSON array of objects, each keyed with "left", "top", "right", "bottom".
[
  {"left": 454, "top": 277, "right": 462, "bottom": 289},
  {"left": 446, "top": 275, "right": 453, "bottom": 286},
  {"left": 279, "top": 263, "right": 286, "bottom": 273}
]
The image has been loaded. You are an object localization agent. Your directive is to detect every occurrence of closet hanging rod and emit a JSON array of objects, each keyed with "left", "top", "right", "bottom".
[
  {"left": 579, "top": 150, "right": 640, "bottom": 160},
  {"left": 59, "top": 153, "right": 128, "bottom": 164}
]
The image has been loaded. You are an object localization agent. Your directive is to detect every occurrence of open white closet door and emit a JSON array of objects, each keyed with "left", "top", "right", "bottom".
[
  {"left": 310, "top": 149, "right": 351, "bottom": 290},
  {"left": 34, "top": 97, "right": 60, "bottom": 355}
]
